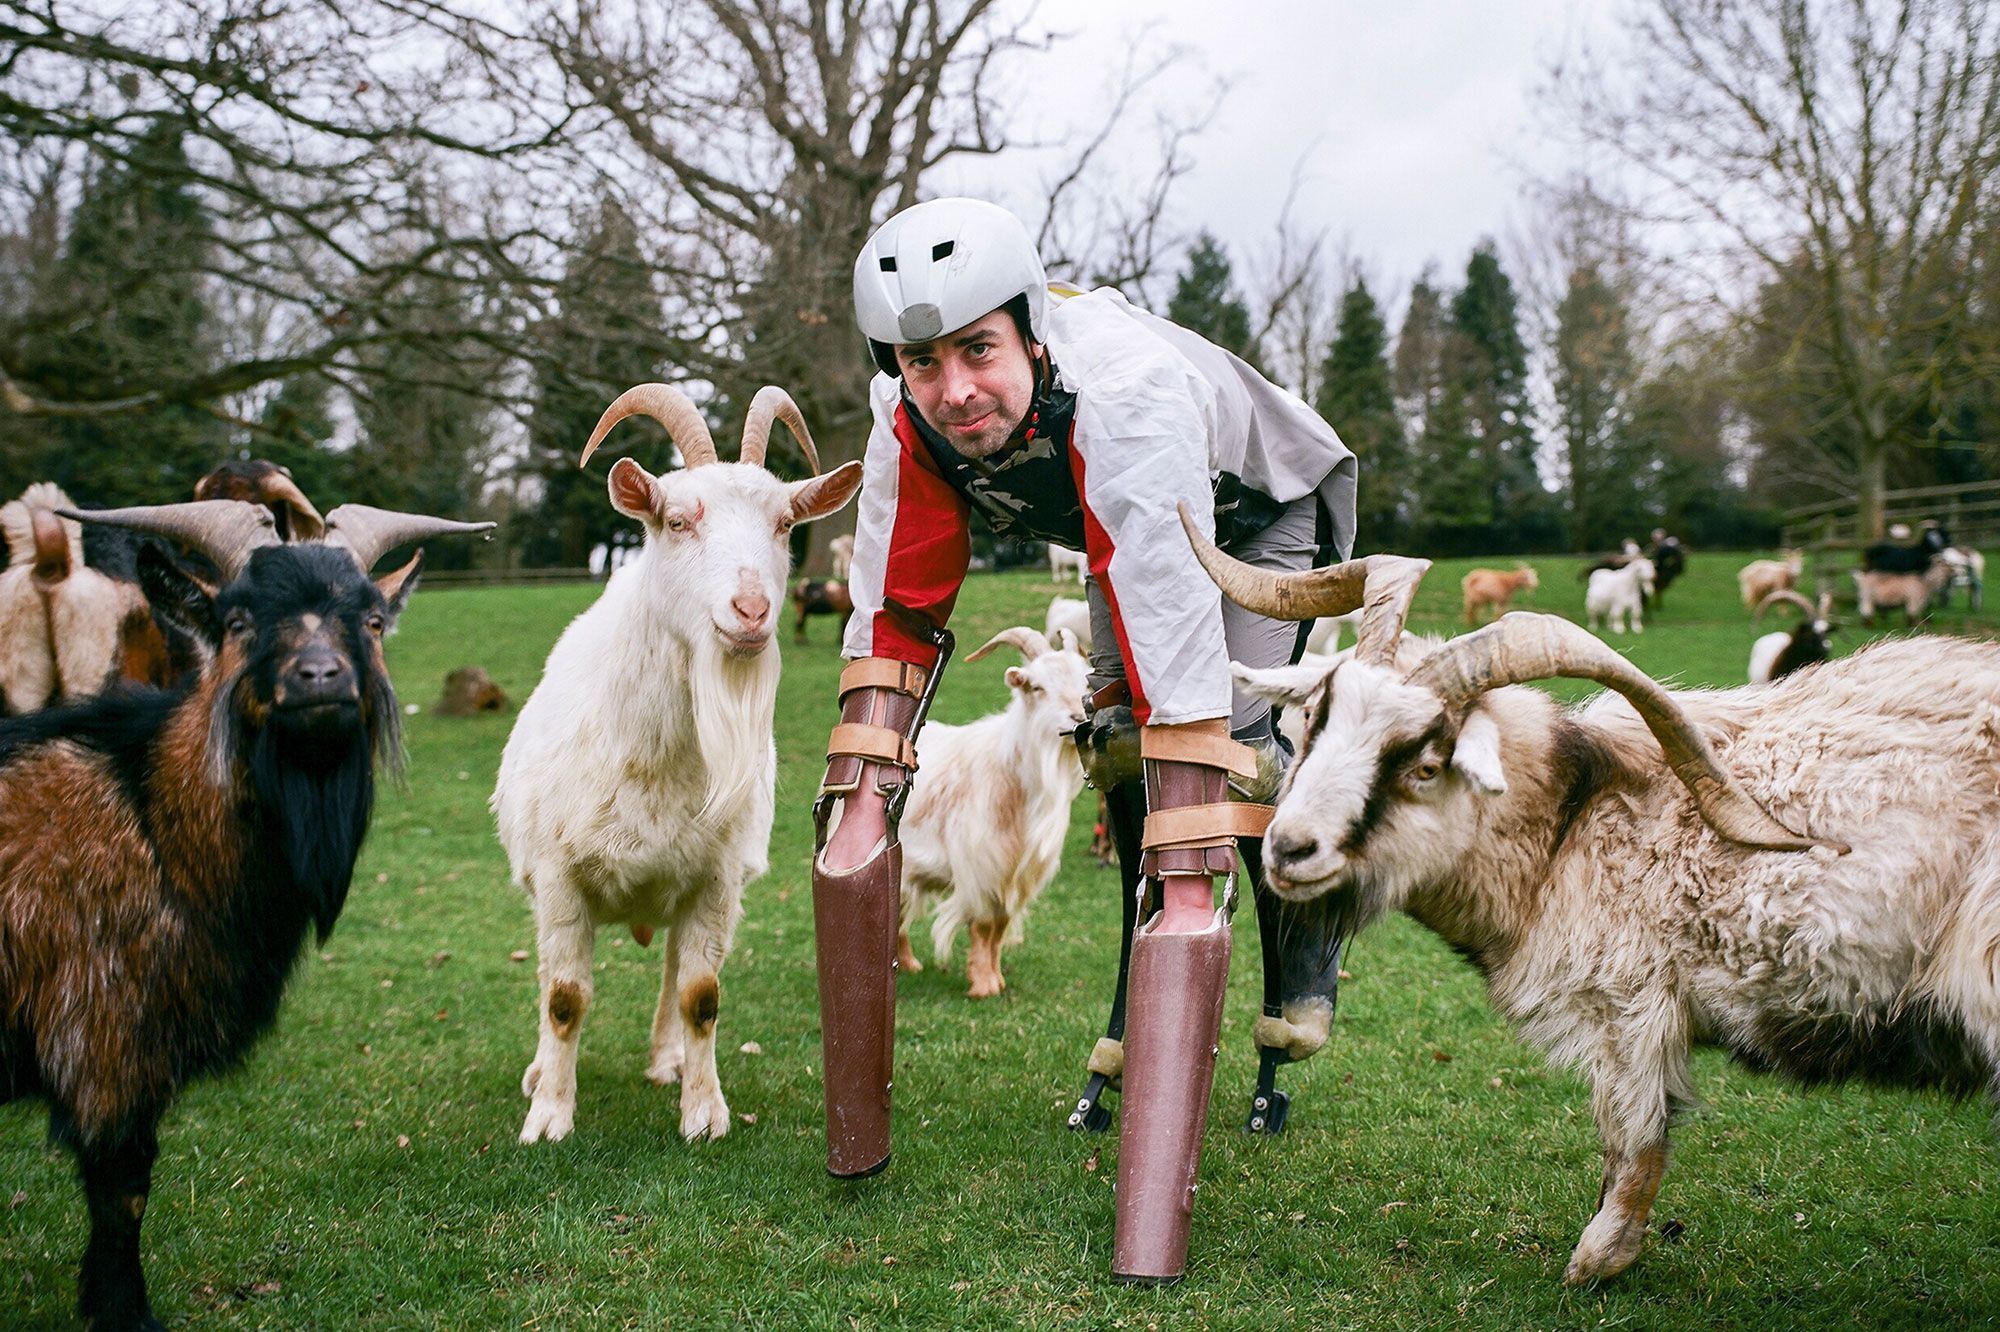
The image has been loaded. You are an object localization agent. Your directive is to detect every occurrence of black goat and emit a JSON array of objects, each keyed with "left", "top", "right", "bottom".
[
  {"left": 1750, "top": 588, "right": 1837, "bottom": 683},
  {"left": 1647, "top": 535, "right": 1687, "bottom": 606},
  {"left": 791, "top": 577, "right": 854, "bottom": 642},
  {"left": 0, "top": 499, "right": 488, "bottom": 1331},
  {"left": 1863, "top": 524, "right": 1948, "bottom": 574}
]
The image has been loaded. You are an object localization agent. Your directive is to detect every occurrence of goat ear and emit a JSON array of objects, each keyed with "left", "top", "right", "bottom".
[
  {"left": 1004, "top": 665, "right": 1027, "bottom": 690},
  {"left": 373, "top": 551, "right": 424, "bottom": 630},
  {"left": 788, "top": 461, "right": 865, "bottom": 524},
  {"left": 608, "top": 458, "right": 658, "bottom": 523},
  {"left": 137, "top": 542, "right": 220, "bottom": 647},
  {"left": 1451, "top": 707, "right": 1508, "bottom": 795},
  {"left": 1231, "top": 659, "right": 1331, "bottom": 708}
]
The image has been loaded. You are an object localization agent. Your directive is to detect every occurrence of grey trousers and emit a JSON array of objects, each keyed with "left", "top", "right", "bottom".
[{"left": 1086, "top": 492, "right": 1325, "bottom": 738}]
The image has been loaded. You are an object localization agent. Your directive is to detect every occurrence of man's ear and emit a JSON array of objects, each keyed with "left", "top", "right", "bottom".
[
  {"left": 788, "top": 461, "right": 865, "bottom": 524},
  {"left": 137, "top": 542, "right": 220, "bottom": 647},
  {"left": 373, "top": 550, "right": 425, "bottom": 631},
  {"left": 1451, "top": 706, "right": 1508, "bottom": 795},
  {"left": 1231, "top": 659, "right": 1333, "bottom": 709},
  {"left": 608, "top": 457, "right": 659, "bottom": 523}
]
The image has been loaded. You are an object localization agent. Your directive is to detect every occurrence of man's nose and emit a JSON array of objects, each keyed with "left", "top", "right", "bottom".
[{"left": 940, "top": 358, "right": 978, "bottom": 405}]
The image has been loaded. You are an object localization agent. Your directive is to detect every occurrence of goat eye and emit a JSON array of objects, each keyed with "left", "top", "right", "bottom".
[
  {"left": 665, "top": 515, "right": 690, "bottom": 533},
  {"left": 775, "top": 516, "right": 795, "bottom": 536},
  {"left": 225, "top": 612, "right": 252, "bottom": 637},
  {"left": 1411, "top": 760, "right": 1443, "bottom": 784},
  {"left": 366, "top": 613, "right": 386, "bottom": 635}
]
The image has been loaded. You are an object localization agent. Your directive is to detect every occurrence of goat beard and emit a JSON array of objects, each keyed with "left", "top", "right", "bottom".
[
  {"left": 686, "top": 632, "right": 780, "bottom": 821},
  {"left": 247, "top": 723, "right": 375, "bottom": 944}
]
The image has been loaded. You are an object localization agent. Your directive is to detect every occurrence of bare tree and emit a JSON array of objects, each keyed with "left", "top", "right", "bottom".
[{"left": 1545, "top": 0, "right": 2000, "bottom": 538}]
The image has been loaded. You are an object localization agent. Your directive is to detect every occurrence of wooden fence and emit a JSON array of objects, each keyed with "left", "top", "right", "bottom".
[{"left": 1780, "top": 479, "right": 2000, "bottom": 550}]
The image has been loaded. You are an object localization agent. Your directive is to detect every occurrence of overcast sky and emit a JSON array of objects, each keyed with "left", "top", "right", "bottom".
[{"left": 936, "top": 0, "right": 1622, "bottom": 311}]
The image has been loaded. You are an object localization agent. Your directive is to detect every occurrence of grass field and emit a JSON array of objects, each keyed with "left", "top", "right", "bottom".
[{"left": 4, "top": 551, "right": 1999, "bottom": 1329}]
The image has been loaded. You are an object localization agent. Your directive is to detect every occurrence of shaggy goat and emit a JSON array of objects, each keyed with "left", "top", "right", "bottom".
[
  {"left": 1853, "top": 561, "right": 1953, "bottom": 626},
  {"left": 1585, "top": 557, "right": 1653, "bottom": 634},
  {"left": 1183, "top": 505, "right": 2000, "bottom": 1287},
  {"left": 1045, "top": 595, "right": 1092, "bottom": 654},
  {"left": 828, "top": 532, "right": 855, "bottom": 581},
  {"left": 1737, "top": 550, "right": 1804, "bottom": 610},
  {"left": 0, "top": 484, "right": 164, "bottom": 714},
  {"left": 1863, "top": 523, "right": 1948, "bottom": 575},
  {"left": 1748, "top": 588, "right": 1836, "bottom": 683},
  {"left": 494, "top": 384, "right": 862, "bottom": 1146},
  {"left": 0, "top": 498, "right": 486, "bottom": 1332},
  {"left": 896, "top": 626, "right": 1090, "bottom": 997},
  {"left": 1048, "top": 542, "right": 1088, "bottom": 584},
  {"left": 1461, "top": 564, "right": 1538, "bottom": 625}
]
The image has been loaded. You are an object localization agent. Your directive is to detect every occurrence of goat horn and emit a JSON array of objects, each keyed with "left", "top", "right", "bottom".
[
  {"left": 323, "top": 505, "right": 496, "bottom": 573},
  {"left": 967, "top": 625, "right": 1052, "bottom": 662},
  {"left": 1406, "top": 612, "right": 1838, "bottom": 853},
  {"left": 580, "top": 383, "right": 717, "bottom": 470},
  {"left": 1178, "top": 502, "right": 1429, "bottom": 665},
  {"left": 1754, "top": 588, "right": 1818, "bottom": 624},
  {"left": 60, "top": 500, "right": 281, "bottom": 582},
  {"left": 255, "top": 470, "right": 326, "bottom": 541},
  {"left": 739, "top": 386, "right": 821, "bottom": 474}
]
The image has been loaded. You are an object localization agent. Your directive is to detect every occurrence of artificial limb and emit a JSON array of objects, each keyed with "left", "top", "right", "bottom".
[{"left": 809, "top": 607, "right": 952, "bottom": 1179}]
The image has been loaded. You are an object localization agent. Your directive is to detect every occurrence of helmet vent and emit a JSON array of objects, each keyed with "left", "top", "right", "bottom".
[
  {"left": 931, "top": 241, "right": 955, "bottom": 261},
  {"left": 878, "top": 256, "right": 897, "bottom": 272}
]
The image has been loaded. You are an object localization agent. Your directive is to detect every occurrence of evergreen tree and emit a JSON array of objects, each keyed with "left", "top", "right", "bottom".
[
  {"left": 1166, "top": 232, "right": 1258, "bottom": 365},
  {"left": 1316, "top": 277, "right": 1406, "bottom": 550},
  {"left": 1411, "top": 378, "right": 1489, "bottom": 555},
  {"left": 1550, "top": 263, "right": 1644, "bottom": 550},
  {"left": 255, "top": 373, "right": 348, "bottom": 508},
  {"left": 518, "top": 199, "right": 670, "bottom": 567},
  {"left": 6, "top": 118, "right": 228, "bottom": 503},
  {"left": 1449, "top": 243, "right": 1550, "bottom": 550}
]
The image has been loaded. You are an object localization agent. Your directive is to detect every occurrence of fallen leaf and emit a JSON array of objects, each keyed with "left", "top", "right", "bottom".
[
  {"left": 737, "top": 1112, "right": 758, "bottom": 1125},
  {"left": 248, "top": 1281, "right": 281, "bottom": 1297},
  {"left": 1338, "top": 969, "right": 1353, "bottom": 981},
  {"left": 881, "top": 1256, "right": 898, "bottom": 1267},
  {"left": 1380, "top": 1200, "right": 1407, "bottom": 1213},
  {"left": 396, "top": 1135, "right": 411, "bottom": 1149},
  {"left": 1431, "top": 1050, "right": 1453, "bottom": 1062},
  {"left": 739, "top": 1041, "right": 763, "bottom": 1055},
  {"left": 8, "top": 1190, "right": 24, "bottom": 1208},
  {"left": 1084, "top": 1148, "right": 1100, "bottom": 1174},
  {"left": 426, "top": 950, "right": 451, "bottom": 969},
  {"left": 509, "top": 949, "right": 530, "bottom": 963}
]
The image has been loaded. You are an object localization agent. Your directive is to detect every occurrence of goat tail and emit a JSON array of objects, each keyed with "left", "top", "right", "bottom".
[{"left": 2, "top": 483, "right": 81, "bottom": 570}]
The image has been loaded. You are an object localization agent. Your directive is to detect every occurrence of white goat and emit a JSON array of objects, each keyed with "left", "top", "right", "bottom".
[
  {"left": 1585, "top": 556, "right": 1653, "bottom": 634},
  {"left": 1044, "top": 595, "right": 1092, "bottom": 655},
  {"left": 1304, "top": 608, "right": 1363, "bottom": 656},
  {"left": 1048, "top": 542, "right": 1088, "bottom": 584},
  {"left": 829, "top": 532, "right": 855, "bottom": 581},
  {"left": 1187, "top": 528, "right": 2000, "bottom": 1288},
  {"left": 494, "top": 385, "right": 861, "bottom": 1145},
  {"left": 0, "top": 483, "right": 149, "bottom": 713},
  {"left": 897, "top": 626, "right": 1090, "bottom": 997},
  {"left": 1853, "top": 562, "right": 1953, "bottom": 626}
]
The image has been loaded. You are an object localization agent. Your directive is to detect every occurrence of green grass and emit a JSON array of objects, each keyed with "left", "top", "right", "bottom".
[{"left": 4, "top": 552, "right": 1998, "bottom": 1329}]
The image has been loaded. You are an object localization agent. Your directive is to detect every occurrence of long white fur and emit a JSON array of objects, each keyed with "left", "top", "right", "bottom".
[
  {"left": 1584, "top": 557, "right": 1654, "bottom": 634},
  {"left": 1043, "top": 595, "right": 1091, "bottom": 654},
  {"left": 494, "top": 456, "right": 854, "bottom": 1146},
  {"left": 899, "top": 632, "right": 1090, "bottom": 996},
  {"left": 1239, "top": 633, "right": 2000, "bottom": 1284}
]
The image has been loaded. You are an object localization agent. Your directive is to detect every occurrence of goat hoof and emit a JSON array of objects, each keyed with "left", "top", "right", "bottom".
[
  {"left": 680, "top": 1090, "right": 731, "bottom": 1142},
  {"left": 1562, "top": 1225, "right": 1644, "bottom": 1285},
  {"left": 519, "top": 1096, "right": 574, "bottom": 1144},
  {"left": 646, "top": 1056, "right": 683, "bottom": 1087}
]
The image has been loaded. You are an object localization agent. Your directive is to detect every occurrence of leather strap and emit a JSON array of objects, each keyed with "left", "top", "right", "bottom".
[
  {"left": 1140, "top": 723, "right": 1259, "bottom": 779},
  {"left": 1142, "top": 802, "right": 1274, "bottom": 849},
  {"left": 839, "top": 657, "right": 927, "bottom": 699},
  {"left": 827, "top": 722, "right": 918, "bottom": 769}
]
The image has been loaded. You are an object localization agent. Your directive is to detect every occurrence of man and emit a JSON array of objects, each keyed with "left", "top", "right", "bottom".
[{"left": 811, "top": 197, "right": 1356, "bottom": 1281}]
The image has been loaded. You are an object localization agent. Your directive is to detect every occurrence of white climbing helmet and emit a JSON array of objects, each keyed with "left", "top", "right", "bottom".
[{"left": 853, "top": 197, "right": 1047, "bottom": 376}]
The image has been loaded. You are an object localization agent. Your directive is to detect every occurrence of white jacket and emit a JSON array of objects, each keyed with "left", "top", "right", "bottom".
[{"left": 843, "top": 286, "right": 1355, "bottom": 726}]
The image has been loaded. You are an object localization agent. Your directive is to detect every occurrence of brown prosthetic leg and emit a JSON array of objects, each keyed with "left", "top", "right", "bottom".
[
  {"left": 810, "top": 616, "right": 951, "bottom": 1178},
  {"left": 1110, "top": 729, "right": 1273, "bottom": 1283}
]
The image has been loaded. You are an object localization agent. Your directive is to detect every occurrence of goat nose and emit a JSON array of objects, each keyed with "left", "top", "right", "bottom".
[
  {"left": 731, "top": 592, "right": 771, "bottom": 624},
  {"left": 1269, "top": 826, "right": 1320, "bottom": 867}
]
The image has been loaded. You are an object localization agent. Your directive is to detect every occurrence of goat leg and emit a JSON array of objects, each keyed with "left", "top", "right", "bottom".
[
  {"left": 75, "top": 1122, "right": 162, "bottom": 1332},
  {"left": 1564, "top": 1142, "right": 1668, "bottom": 1285}
]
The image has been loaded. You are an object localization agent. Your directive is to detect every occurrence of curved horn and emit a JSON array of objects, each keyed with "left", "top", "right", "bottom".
[
  {"left": 323, "top": 505, "right": 497, "bottom": 572},
  {"left": 1754, "top": 588, "right": 1817, "bottom": 624},
  {"left": 967, "top": 625, "right": 1052, "bottom": 663},
  {"left": 739, "top": 386, "right": 821, "bottom": 474},
  {"left": 580, "top": 383, "right": 717, "bottom": 470},
  {"left": 60, "top": 500, "right": 280, "bottom": 582},
  {"left": 255, "top": 469, "right": 326, "bottom": 541},
  {"left": 1405, "top": 611, "right": 1838, "bottom": 853},
  {"left": 1178, "top": 502, "right": 1429, "bottom": 665}
]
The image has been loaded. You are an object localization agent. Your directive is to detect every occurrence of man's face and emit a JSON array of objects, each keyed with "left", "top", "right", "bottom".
[{"left": 894, "top": 310, "right": 1038, "bottom": 459}]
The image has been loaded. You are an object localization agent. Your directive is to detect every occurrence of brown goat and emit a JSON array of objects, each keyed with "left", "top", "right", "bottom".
[{"left": 1461, "top": 564, "right": 1539, "bottom": 625}]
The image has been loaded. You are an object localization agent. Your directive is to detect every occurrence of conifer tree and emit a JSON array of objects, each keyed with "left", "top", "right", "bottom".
[
  {"left": 1166, "top": 232, "right": 1258, "bottom": 366},
  {"left": 7, "top": 118, "right": 227, "bottom": 502},
  {"left": 1316, "top": 277, "right": 1406, "bottom": 550},
  {"left": 1449, "top": 244, "right": 1549, "bottom": 549},
  {"left": 1550, "top": 262, "right": 1643, "bottom": 550}
]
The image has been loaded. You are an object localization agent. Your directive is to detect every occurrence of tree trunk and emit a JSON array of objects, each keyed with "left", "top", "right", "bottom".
[{"left": 1856, "top": 440, "right": 1887, "bottom": 543}]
